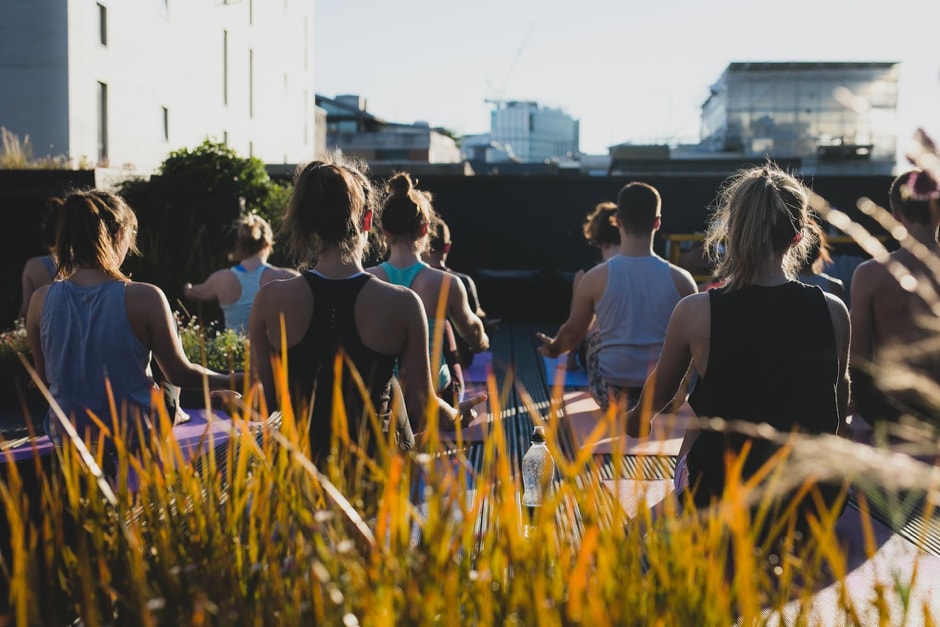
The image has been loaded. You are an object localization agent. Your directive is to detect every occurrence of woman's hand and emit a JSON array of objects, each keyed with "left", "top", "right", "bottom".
[{"left": 455, "top": 392, "right": 487, "bottom": 426}]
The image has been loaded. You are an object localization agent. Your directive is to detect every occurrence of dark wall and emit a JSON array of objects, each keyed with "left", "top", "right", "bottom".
[
  {"left": 417, "top": 173, "right": 894, "bottom": 323},
  {"left": 2, "top": 170, "right": 896, "bottom": 327}
]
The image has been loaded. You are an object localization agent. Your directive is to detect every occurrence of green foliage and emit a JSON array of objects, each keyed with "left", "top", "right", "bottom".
[
  {"left": 116, "top": 140, "right": 292, "bottom": 326},
  {"left": 158, "top": 140, "right": 282, "bottom": 216},
  {"left": 0, "top": 321, "right": 28, "bottom": 369},
  {"left": 176, "top": 311, "right": 247, "bottom": 372}
]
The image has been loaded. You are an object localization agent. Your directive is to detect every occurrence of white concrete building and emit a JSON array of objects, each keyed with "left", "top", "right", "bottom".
[
  {"left": 0, "top": 0, "right": 316, "bottom": 173},
  {"left": 488, "top": 100, "right": 579, "bottom": 163}
]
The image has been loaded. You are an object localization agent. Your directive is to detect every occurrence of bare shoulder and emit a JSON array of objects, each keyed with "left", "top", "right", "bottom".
[
  {"left": 268, "top": 265, "right": 300, "bottom": 280},
  {"left": 674, "top": 291, "right": 709, "bottom": 318},
  {"left": 851, "top": 257, "right": 888, "bottom": 287},
  {"left": 669, "top": 263, "right": 699, "bottom": 296},
  {"left": 824, "top": 291, "right": 850, "bottom": 323},
  {"left": 579, "top": 261, "right": 608, "bottom": 292},
  {"left": 124, "top": 281, "right": 167, "bottom": 304},
  {"left": 365, "top": 264, "right": 387, "bottom": 280}
]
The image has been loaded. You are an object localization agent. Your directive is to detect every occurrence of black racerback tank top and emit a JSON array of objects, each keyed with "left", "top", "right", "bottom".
[{"left": 287, "top": 272, "right": 396, "bottom": 463}]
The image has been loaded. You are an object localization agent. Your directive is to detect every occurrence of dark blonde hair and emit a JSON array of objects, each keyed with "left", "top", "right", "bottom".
[
  {"left": 53, "top": 188, "right": 138, "bottom": 280},
  {"left": 230, "top": 214, "right": 274, "bottom": 262},
  {"left": 427, "top": 213, "right": 451, "bottom": 254},
  {"left": 582, "top": 201, "right": 620, "bottom": 248},
  {"left": 379, "top": 172, "right": 434, "bottom": 245},
  {"left": 705, "top": 164, "right": 813, "bottom": 290},
  {"left": 281, "top": 156, "right": 374, "bottom": 266}
]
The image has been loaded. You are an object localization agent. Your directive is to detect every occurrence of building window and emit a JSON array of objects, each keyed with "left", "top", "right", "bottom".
[
  {"left": 223, "top": 30, "right": 229, "bottom": 105},
  {"left": 97, "top": 3, "right": 107, "bottom": 46},
  {"left": 249, "top": 49, "right": 254, "bottom": 118},
  {"left": 304, "top": 90, "right": 309, "bottom": 145},
  {"left": 97, "top": 82, "right": 109, "bottom": 164},
  {"left": 162, "top": 106, "right": 169, "bottom": 141},
  {"left": 249, "top": 141, "right": 254, "bottom": 157},
  {"left": 223, "top": 131, "right": 228, "bottom": 145},
  {"left": 249, "top": 0, "right": 253, "bottom": 24}
]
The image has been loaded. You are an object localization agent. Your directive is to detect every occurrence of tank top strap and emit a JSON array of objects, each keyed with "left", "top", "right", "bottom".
[{"left": 379, "top": 261, "right": 429, "bottom": 289}]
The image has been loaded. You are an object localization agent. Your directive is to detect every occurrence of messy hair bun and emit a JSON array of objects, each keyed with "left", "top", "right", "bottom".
[
  {"left": 230, "top": 214, "right": 274, "bottom": 262},
  {"left": 379, "top": 171, "right": 433, "bottom": 243}
]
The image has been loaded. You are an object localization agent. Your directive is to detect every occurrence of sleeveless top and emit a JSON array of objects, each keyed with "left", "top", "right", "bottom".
[
  {"left": 379, "top": 261, "right": 451, "bottom": 391},
  {"left": 594, "top": 255, "right": 682, "bottom": 387},
  {"left": 687, "top": 282, "right": 841, "bottom": 511},
  {"left": 220, "top": 263, "right": 269, "bottom": 333},
  {"left": 40, "top": 280, "right": 155, "bottom": 445},
  {"left": 286, "top": 272, "right": 397, "bottom": 464},
  {"left": 39, "top": 255, "right": 57, "bottom": 279}
]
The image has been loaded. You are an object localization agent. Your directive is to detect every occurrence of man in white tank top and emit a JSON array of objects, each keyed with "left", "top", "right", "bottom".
[{"left": 538, "top": 182, "right": 697, "bottom": 410}]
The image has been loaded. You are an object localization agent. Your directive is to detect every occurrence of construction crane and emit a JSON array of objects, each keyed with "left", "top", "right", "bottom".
[{"left": 485, "top": 21, "right": 536, "bottom": 108}]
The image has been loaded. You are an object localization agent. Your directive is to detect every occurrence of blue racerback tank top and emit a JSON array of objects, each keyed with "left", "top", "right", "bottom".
[{"left": 220, "top": 263, "right": 269, "bottom": 332}]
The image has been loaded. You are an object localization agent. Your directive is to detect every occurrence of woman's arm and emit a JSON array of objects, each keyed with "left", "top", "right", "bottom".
[
  {"left": 248, "top": 288, "right": 278, "bottom": 411},
  {"left": 445, "top": 274, "right": 489, "bottom": 353},
  {"left": 398, "top": 289, "right": 483, "bottom": 432},
  {"left": 131, "top": 283, "right": 240, "bottom": 390},
  {"left": 183, "top": 269, "right": 229, "bottom": 302}
]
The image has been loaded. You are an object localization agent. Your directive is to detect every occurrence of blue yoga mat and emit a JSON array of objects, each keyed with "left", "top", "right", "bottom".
[{"left": 542, "top": 355, "right": 589, "bottom": 389}]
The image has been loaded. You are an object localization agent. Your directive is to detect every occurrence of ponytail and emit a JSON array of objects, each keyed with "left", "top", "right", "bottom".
[{"left": 54, "top": 189, "right": 138, "bottom": 280}]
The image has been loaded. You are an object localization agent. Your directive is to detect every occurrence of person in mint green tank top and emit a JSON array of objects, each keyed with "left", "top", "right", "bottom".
[
  {"left": 183, "top": 214, "right": 298, "bottom": 332},
  {"left": 366, "top": 172, "right": 489, "bottom": 404}
]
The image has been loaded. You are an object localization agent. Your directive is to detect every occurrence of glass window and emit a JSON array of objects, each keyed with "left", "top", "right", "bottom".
[
  {"left": 97, "top": 3, "right": 107, "bottom": 46},
  {"left": 97, "top": 82, "right": 108, "bottom": 164}
]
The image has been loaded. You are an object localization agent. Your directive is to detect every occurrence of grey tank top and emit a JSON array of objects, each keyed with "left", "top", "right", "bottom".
[
  {"left": 593, "top": 255, "right": 682, "bottom": 387},
  {"left": 40, "top": 280, "right": 155, "bottom": 444}
]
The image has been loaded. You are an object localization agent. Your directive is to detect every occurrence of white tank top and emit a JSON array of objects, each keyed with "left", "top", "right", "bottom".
[{"left": 593, "top": 254, "right": 682, "bottom": 387}]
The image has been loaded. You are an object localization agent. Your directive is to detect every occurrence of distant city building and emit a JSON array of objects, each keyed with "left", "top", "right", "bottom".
[
  {"left": 317, "top": 94, "right": 462, "bottom": 164},
  {"left": 0, "top": 1, "right": 317, "bottom": 173},
  {"left": 700, "top": 62, "right": 898, "bottom": 174},
  {"left": 487, "top": 100, "right": 579, "bottom": 163}
]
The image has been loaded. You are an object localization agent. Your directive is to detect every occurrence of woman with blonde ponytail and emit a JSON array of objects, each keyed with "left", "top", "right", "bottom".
[
  {"left": 626, "top": 163, "right": 850, "bottom": 534},
  {"left": 184, "top": 214, "right": 298, "bottom": 332},
  {"left": 26, "top": 189, "right": 241, "bottom": 453}
]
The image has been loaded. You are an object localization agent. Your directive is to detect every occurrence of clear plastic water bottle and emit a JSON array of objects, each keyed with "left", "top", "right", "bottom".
[{"left": 522, "top": 425, "right": 554, "bottom": 525}]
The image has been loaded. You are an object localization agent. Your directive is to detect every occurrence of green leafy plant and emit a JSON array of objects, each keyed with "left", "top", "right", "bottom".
[
  {"left": 176, "top": 311, "right": 247, "bottom": 372},
  {"left": 0, "top": 321, "right": 29, "bottom": 369}
]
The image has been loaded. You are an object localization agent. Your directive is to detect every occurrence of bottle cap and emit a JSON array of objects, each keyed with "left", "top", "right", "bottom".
[{"left": 531, "top": 425, "right": 546, "bottom": 443}]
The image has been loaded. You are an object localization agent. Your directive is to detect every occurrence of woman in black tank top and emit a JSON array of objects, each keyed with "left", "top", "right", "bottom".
[
  {"left": 248, "top": 158, "right": 486, "bottom": 468},
  {"left": 625, "top": 164, "right": 851, "bottom": 538}
]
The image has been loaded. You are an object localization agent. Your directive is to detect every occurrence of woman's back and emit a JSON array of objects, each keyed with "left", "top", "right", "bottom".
[
  {"left": 687, "top": 281, "right": 840, "bottom": 508},
  {"left": 41, "top": 279, "right": 154, "bottom": 440}
]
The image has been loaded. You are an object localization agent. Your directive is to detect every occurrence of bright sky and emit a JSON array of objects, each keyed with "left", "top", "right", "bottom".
[{"left": 315, "top": 0, "right": 940, "bottom": 159}]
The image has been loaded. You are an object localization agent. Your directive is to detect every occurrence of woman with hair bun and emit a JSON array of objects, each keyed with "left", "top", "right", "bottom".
[
  {"left": 368, "top": 172, "right": 489, "bottom": 398},
  {"left": 25, "top": 189, "right": 241, "bottom": 451},
  {"left": 626, "top": 163, "right": 850, "bottom": 532},
  {"left": 248, "top": 158, "right": 485, "bottom": 463},
  {"left": 184, "top": 214, "right": 298, "bottom": 332}
]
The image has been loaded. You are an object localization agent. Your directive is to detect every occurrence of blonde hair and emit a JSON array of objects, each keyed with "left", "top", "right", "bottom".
[
  {"left": 705, "top": 164, "right": 813, "bottom": 290},
  {"left": 230, "top": 214, "right": 274, "bottom": 262}
]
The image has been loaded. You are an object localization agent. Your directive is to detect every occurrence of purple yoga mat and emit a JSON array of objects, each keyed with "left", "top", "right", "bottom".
[{"left": 0, "top": 409, "right": 240, "bottom": 464}]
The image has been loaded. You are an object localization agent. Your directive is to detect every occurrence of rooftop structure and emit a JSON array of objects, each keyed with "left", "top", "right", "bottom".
[
  {"left": 700, "top": 61, "right": 899, "bottom": 174},
  {"left": 316, "top": 94, "right": 462, "bottom": 165}
]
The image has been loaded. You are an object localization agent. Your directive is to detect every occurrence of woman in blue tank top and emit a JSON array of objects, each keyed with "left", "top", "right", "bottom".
[
  {"left": 183, "top": 214, "right": 298, "bottom": 332},
  {"left": 25, "top": 189, "right": 243, "bottom": 455},
  {"left": 625, "top": 164, "right": 851, "bottom": 542},
  {"left": 248, "top": 158, "right": 487, "bottom": 462},
  {"left": 366, "top": 172, "right": 489, "bottom": 403}
]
